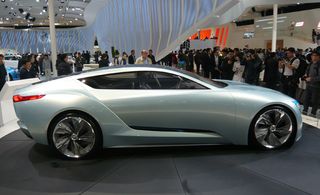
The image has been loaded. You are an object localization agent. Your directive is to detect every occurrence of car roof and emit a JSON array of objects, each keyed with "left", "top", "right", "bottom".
[
  {"left": 71, "top": 64, "right": 192, "bottom": 78},
  {"left": 36, "top": 65, "right": 189, "bottom": 84}
]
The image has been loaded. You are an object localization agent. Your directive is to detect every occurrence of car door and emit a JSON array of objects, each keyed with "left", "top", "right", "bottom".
[{"left": 84, "top": 70, "right": 235, "bottom": 143}]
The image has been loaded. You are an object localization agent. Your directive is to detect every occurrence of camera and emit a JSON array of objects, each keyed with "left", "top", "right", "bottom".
[{"left": 301, "top": 76, "right": 307, "bottom": 81}]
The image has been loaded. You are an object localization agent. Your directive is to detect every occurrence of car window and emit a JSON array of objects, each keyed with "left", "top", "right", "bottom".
[
  {"left": 136, "top": 72, "right": 160, "bottom": 89},
  {"left": 80, "top": 72, "right": 138, "bottom": 89},
  {"left": 154, "top": 72, "right": 180, "bottom": 89},
  {"left": 137, "top": 71, "right": 208, "bottom": 90},
  {"left": 80, "top": 71, "right": 209, "bottom": 90}
]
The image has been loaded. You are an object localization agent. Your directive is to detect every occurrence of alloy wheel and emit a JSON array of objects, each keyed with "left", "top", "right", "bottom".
[
  {"left": 52, "top": 116, "right": 96, "bottom": 158},
  {"left": 254, "top": 108, "right": 293, "bottom": 149}
]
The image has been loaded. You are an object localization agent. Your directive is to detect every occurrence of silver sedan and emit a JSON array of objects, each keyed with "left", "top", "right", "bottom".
[{"left": 13, "top": 65, "right": 302, "bottom": 159}]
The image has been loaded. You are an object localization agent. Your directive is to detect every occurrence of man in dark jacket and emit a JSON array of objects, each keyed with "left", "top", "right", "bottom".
[
  {"left": 0, "top": 54, "right": 7, "bottom": 92},
  {"left": 221, "top": 51, "right": 235, "bottom": 80},
  {"left": 211, "top": 49, "right": 222, "bottom": 79},
  {"left": 264, "top": 52, "right": 280, "bottom": 90},
  {"left": 98, "top": 53, "right": 110, "bottom": 68},
  {"left": 128, "top": 50, "right": 136, "bottom": 64},
  {"left": 201, "top": 50, "right": 212, "bottom": 78},
  {"left": 187, "top": 50, "right": 194, "bottom": 72},
  {"left": 148, "top": 49, "right": 156, "bottom": 64},
  {"left": 244, "top": 51, "right": 262, "bottom": 85},
  {"left": 303, "top": 49, "right": 320, "bottom": 117},
  {"left": 20, "top": 59, "right": 35, "bottom": 80},
  {"left": 57, "top": 54, "right": 72, "bottom": 76}
]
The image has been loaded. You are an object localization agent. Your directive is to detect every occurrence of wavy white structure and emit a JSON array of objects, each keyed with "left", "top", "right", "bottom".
[
  {"left": 92, "top": 0, "right": 231, "bottom": 60},
  {"left": 88, "top": 0, "right": 319, "bottom": 61}
]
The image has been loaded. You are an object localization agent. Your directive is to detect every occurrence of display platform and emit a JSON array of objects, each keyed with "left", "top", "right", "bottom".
[{"left": 0, "top": 125, "right": 319, "bottom": 195}]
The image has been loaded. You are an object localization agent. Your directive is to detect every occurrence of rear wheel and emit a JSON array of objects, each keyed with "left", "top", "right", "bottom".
[
  {"left": 249, "top": 106, "right": 297, "bottom": 149},
  {"left": 48, "top": 113, "right": 102, "bottom": 159}
]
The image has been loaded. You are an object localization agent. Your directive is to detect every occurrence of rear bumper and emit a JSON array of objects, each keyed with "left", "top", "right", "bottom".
[{"left": 17, "top": 120, "right": 33, "bottom": 139}]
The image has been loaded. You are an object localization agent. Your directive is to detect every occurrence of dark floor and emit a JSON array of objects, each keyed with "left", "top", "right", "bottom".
[{"left": 0, "top": 125, "right": 320, "bottom": 195}]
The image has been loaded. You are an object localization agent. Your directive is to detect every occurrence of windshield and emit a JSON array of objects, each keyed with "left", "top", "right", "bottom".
[{"left": 178, "top": 69, "right": 228, "bottom": 88}]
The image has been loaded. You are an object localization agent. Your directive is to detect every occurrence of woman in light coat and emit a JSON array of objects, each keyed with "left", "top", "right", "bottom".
[{"left": 232, "top": 55, "right": 245, "bottom": 82}]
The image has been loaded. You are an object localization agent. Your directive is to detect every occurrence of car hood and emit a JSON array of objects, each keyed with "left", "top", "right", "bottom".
[
  {"left": 221, "top": 80, "right": 280, "bottom": 93},
  {"left": 219, "top": 80, "right": 293, "bottom": 101}
]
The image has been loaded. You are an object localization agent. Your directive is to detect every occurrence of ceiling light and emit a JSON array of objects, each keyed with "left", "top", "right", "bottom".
[
  {"left": 75, "top": 18, "right": 78, "bottom": 20},
  {"left": 262, "top": 27, "right": 273, "bottom": 30},
  {"left": 317, "top": 22, "right": 320, "bottom": 28},
  {"left": 72, "top": 8, "right": 75, "bottom": 11},
  {"left": 295, "top": 21, "right": 304, "bottom": 27},
  {"left": 256, "top": 16, "right": 287, "bottom": 23},
  {"left": 14, "top": 23, "right": 18, "bottom": 26},
  {"left": 267, "top": 20, "right": 285, "bottom": 24},
  {"left": 6, "top": 18, "right": 9, "bottom": 21},
  {"left": 1, "top": 0, "right": 6, "bottom": 2},
  {"left": 69, "top": 20, "right": 73, "bottom": 23},
  {"left": 0, "top": 21, "right": 3, "bottom": 24},
  {"left": 36, "top": 0, "right": 40, "bottom": 2},
  {"left": 40, "top": 12, "right": 43, "bottom": 15},
  {"left": 79, "top": 13, "right": 82, "bottom": 16}
]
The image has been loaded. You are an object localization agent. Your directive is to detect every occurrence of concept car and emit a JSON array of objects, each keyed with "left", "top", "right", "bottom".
[{"left": 13, "top": 65, "right": 302, "bottom": 159}]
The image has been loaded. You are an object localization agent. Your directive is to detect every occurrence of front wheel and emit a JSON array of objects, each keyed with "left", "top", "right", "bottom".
[
  {"left": 48, "top": 113, "right": 102, "bottom": 159},
  {"left": 249, "top": 106, "right": 297, "bottom": 149}
]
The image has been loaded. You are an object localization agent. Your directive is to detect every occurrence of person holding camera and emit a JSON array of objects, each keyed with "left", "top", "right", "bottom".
[
  {"left": 243, "top": 50, "right": 262, "bottom": 85},
  {"left": 279, "top": 48, "right": 300, "bottom": 98},
  {"left": 302, "top": 48, "right": 320, "bottom": 117}
]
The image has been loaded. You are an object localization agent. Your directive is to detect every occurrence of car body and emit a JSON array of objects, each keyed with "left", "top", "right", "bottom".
[
  {"left": 6, "top": 66, "right": 20, "bottom": 81},
  {"left": 13, "top": 65, "right": 302, "bottom": 159}
]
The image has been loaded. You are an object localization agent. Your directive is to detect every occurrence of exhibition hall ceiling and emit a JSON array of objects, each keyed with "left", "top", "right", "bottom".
[{"left": 0, "top": 0, "right": 91, "bottom": 28}]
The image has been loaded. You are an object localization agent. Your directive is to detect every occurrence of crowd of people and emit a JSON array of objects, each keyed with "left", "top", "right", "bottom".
[
  {"left": 159, "top": 46, "right": 320, "bottom": 117},
  {"left": 0, "top": 45, "right": 320, "bottom": 118}
]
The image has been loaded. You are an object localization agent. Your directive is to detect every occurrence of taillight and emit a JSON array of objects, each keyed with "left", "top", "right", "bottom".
[{"left": 13, "top": 95, "right": 45, "bottom": 103}]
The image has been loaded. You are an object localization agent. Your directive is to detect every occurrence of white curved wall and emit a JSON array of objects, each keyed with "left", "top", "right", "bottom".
[{"left": 85, "top": 0, "right": 320, "bottom": 60}]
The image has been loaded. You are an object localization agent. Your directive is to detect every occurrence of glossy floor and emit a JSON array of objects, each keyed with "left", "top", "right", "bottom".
[{"left": 0, "top": 125, "right": 319, "bottom": 195}]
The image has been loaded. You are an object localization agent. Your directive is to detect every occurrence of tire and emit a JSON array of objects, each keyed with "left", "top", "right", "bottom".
[
  {"left": 249, "top": 106, "right": 297, "bottom": 150},
  {"left": 48, "top": 112, "right": 102, "bottom": 159}
]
